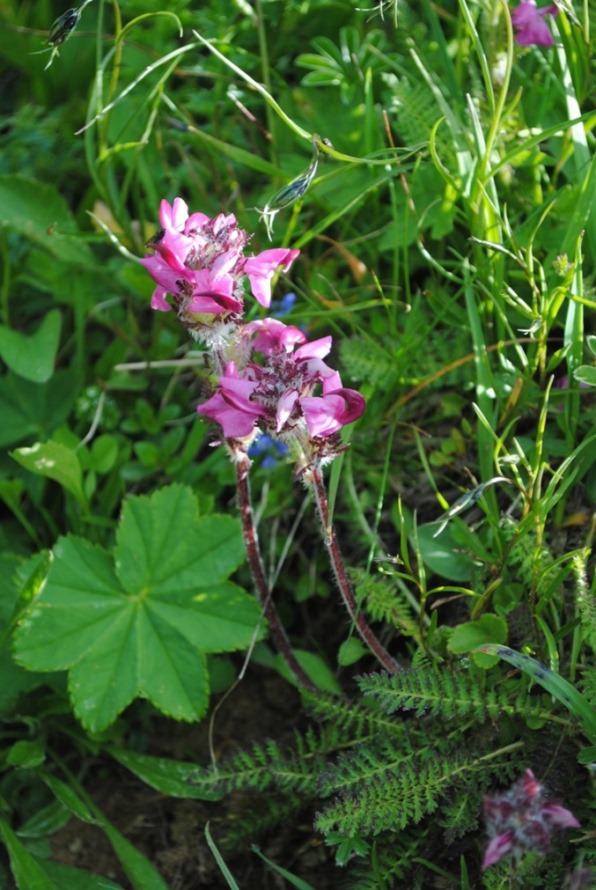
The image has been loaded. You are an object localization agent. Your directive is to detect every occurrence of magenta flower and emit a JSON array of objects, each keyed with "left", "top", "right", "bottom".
[
  {"left": 511, "top": 1, "right": 559, "bottom": 46},
  {"left": 197, "top": 318, "right": 365, "bottom": 447},
  {"left": 244, "top": 248, "right": 300, "bottom": 309},
  {"left": 142, "top": 198, "right": 299, "bottom": 330},
  {"left": 198, "top": 362, "right": 268, "bottom": 438},
  {"left": 482, "top": 769, "right": 579, "bottom": 870}
]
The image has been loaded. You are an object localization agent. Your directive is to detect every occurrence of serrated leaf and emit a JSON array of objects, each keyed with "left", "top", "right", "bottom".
[
  {"left": 0, "top": 310, "right": 61, "bottom": 383},
  {"left": 14, "top": 486, "right": 261, "bottom": 731},
  {"left": 11, "top": 441, "right": 86, "bottom": 506}
]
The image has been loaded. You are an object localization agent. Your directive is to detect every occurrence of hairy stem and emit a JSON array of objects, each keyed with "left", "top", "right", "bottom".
[
  {"left": 307, "top": 466, "right": 401, "bottom": 673},
  {"left": 233, "top": 445, "right": 317, "bottom": 691}
]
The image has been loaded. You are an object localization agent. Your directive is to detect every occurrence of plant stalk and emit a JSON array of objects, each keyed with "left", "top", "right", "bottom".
[
  {"left": 307, "top": 466, "right": 401, "bottom": 673},
  {"left": 233, "top": 445, "right": 317, "bottom": 691}
]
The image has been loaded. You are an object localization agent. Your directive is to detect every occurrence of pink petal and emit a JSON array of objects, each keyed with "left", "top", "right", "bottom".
[
  {"left": 542, "top": 804, "right": 580, "bottom": 830},
  {"left": 198, "top": 392, "right": 258, "bottom": 438},
  {"left": 244, "top": 248, "right": 300, "bottom": 308},
  {"left": 276, "top": 390, "right": 299, "bottom": 431},
  {"left": 245, "top": 318, "right": 307, "bottom": 355},
  {"left": 295, "top": 336, "right": 332, "bottom": 362},
  {"left": 482, "top": 831, "right": 514, "bottom": 871},
  {"left": 160, "top": 197, "right": 189, "bottom": 230},
  {"left": 150, "top": 286, "right": 171, "bottom": 312},
  {"left": 300, "top": 388, "right": 365, "bottom": 438},
  {"left": 512, "top": 0, "right": 557, "bottom": 46},
  {"left": 141, "top": 254, "right": 187, "bottom": 296}
]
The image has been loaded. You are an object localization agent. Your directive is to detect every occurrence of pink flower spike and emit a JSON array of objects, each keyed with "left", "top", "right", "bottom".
[
  {"left": 511, "top": 1, "right": 558, "bottom": 47},
  {"left": 244, "top": 248, "right": 300, "bottom": 308}
]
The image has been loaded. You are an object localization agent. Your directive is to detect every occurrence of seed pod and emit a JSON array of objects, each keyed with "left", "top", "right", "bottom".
[{"left": 47, "top": 8, "right": 81, "bottom": 47}]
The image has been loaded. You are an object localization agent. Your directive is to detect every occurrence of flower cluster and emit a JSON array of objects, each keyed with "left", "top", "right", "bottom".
[
  {"left": 143, "top": 198, "right": 366, "bottom": 463},
  {"left": 511, "top": 0, "right": 558, "bottom": 46},
  {"left": 198, "top": 317, "right": 365, "bottom": 453},
  {"left": 482, "top": 769, "right": 579, "bottom": 870},
  {"left": 142, "top": 198, "right": 298, "bottom": 333}
]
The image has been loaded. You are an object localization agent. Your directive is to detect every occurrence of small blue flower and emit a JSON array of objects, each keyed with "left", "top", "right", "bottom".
[
  {"left": 248, "top": 434, "right": 289, "bottom": 468},
  {"left": 272, "top": 292, "right": 297, "bottom": 318}
]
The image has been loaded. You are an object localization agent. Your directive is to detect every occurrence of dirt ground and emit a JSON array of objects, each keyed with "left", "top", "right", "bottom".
[{"left": 45, "top": 667, "right": 337, "bottom": 890}]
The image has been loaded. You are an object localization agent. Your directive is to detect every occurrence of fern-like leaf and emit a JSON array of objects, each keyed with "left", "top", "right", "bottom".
[
  {"left": 302, "top": 689, "right": 407, "bottom": 741},
  {"left": 316, "top": 751, "right": 474, "bottom": 836},
  {"left": 350, "top": 568, "right": 419, "bottom": 636},
  {"left": 189, "top": 726, "right": 337, "bottom": 797},
  {"left": 357, "top": 665, "right": 547, "bottom": 722}
]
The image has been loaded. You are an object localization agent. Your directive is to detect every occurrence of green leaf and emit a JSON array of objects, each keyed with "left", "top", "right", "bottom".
[
  {"left": 0, "top": 371, "right": 81, "bottom": 448},
  {"left": 0, "top": 819, "right": 59, "bottom": 890},
  {"left": 574, "top": 365, "right": 596, "bottom": 387},
  {"left": 251, "top": 846, "right": 318, "bottom": 890},
  {"left": 11, "top": 441, "right": 86, "bottom": 507},
  {"left": 472, "top": 645, "right": 596, "bottom": 742},
  {"left": 16, "top": 801, "right": 71, "bottom": 840},
  {"left": 274, "top": 649, "right": 342, "bottom": 693},
  {"left": 41, "top": 776, "right": 99, "bottom": 825},
  {"left": 108, "top": 747, "right": 223, "bottom": 800},
  {"left": 205, "top": 822, "right": 240, "bottom": 890},
  {"left": 337, "top": 637, "right": 369, "bottom": 667},
  {"left": 6, "top": 740, "right": 45, "bottom": 769},
  {"left": 100, "top": 817, "right": 169, "bottom": 890},
  {"left": 13, "top": 485, "right": 262, "bottom": 731},
  {"left": 0, "top": 175, "right": 93, "bottom": 266},
  {"left": 448, "top": 615, "right": 508, "bottom": 668},
  {"left": 0, "top": 310, "right": 61, "bottom": 383},
  {"left": 39, "top": 861, "right": 124, "bottom": 890},
  {"left": 416, "top": 523, "right": 479, "bottom": 581}
]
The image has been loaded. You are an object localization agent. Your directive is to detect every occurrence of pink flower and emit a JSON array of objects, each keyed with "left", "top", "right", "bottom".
[
  {"left": 482, "top": 769, "right": 579, "bottom": 870},
  {"left": 243, "top": 248, "right": 300, "bottom": 308},
  {"left": 197, "top": 318, "right": 366, "bottom": 447},
  {"left": 197, "top": 362, "right": 267, "bottom": 438},
  {"left": 511, "top": 1, "right": 558, "bottom": 47},
  {"left": 142, "top": 198, "right": 300, "bottom": 331}
]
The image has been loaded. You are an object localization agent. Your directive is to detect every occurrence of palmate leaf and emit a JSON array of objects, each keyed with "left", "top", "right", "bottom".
[{"left": 13, "top": 485, "right": 263, "bottom": 731}]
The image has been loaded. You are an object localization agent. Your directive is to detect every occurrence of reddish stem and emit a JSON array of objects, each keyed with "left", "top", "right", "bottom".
[
  {"left": 308, "top": 466, "right": 401, "bottom": 673},
  {"left": 233, "top": 446, "right": 317, "bottom": 691}
]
